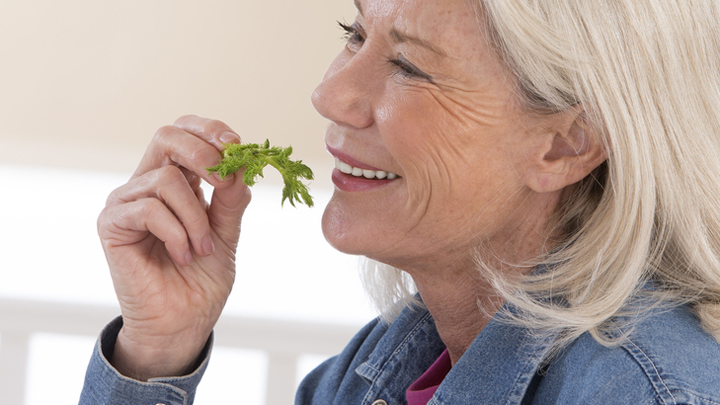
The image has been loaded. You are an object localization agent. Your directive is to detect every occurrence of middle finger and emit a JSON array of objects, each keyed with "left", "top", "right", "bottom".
[{"left": 109, "top": 165, "right": 214, "bottom": 257}]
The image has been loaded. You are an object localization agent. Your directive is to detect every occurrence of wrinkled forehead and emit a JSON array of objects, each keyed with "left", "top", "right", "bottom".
[{"left": 357, "top": 0, "right": 485, "bottom": 56}]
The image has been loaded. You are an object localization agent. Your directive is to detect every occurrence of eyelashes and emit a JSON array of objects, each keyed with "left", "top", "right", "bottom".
[
  {"left": 390, "top": 55, "right": 434, "bottom": 82},
  {"left": 338, "top": 21, "right": 363, "bottom": 46},
  {"left": 337, "top": 21, "right": 433, "bottom": 83}
]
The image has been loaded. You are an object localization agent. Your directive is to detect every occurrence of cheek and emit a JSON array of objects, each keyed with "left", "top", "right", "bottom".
[
  {"left": 382, "top": 86, "right": 515, "bottom": 160},
  {"left": 378, "top": 89, "right": 516, "bottom": 203}
]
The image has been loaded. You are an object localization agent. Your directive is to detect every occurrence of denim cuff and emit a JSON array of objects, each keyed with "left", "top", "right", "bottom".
[{"left": 78, "top": 316, "right": 212, "bottom": 405}]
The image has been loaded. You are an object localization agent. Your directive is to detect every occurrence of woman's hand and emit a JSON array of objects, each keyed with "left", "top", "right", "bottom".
[{"left": 97, "top": 115, "right": 252, "bottom": 380}]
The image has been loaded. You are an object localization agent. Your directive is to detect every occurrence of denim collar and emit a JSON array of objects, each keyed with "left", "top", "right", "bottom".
[
  {"left": 355, "top": 303, "right": 552, "bottom": 405},
  {"left": 434, "top": 312, "right": 552, "bottom": 404},
  {"left": 355, "top": 305, "right": 446, "bottom": 404}
]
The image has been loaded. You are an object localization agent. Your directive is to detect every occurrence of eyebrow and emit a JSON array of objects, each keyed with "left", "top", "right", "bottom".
[
  {"left": 354, "top": 0, "right": 363, "bottom": 15},
  {"left": 390, "top": 28, "right": 448, "bottom": 58}
]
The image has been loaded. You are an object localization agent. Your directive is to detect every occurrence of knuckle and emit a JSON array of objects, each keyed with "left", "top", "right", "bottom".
[
  {"left": 173, "top": 115, "right": 230, "bottom": 138},
  {"left": 141, "top": 198, "right": 164, "bottom": 219},
  {"left": 96, "top": 204, "right": 130, "bottom": 240},
  {"left": 105, "top": 185, "right": 124, "bottom": 206},
  {"left": 203, "top": 118, "right": 230, "bottom": 135},
  {"left": 173, "top": 114, "right": 198, "bottom": 126},
  {"left": 153, "top": 125, "right": 180, "bottom": 143},
  {"left": 154, "top": 167, "right": 188, "bottom": 201},
  {"left": 156, "top": 164, "right": 185, "bottom": 184},
  {"left": 187, "top": 143, "right": 220, "bottom": 166},
  {"left": 96, "top": 206, "right": 112, "bottom": 233}
]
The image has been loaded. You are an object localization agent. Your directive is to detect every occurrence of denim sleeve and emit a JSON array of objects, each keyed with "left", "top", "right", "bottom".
[{"left": 78, "top": 316, "right": 212, "bottom": 405}]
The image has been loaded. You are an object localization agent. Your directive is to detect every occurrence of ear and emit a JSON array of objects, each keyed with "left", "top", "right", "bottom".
[{"left": 522, "top": 108, "right": 607, "bottom": 193}]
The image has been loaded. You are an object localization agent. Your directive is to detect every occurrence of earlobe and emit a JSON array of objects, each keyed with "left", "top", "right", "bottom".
[{"left": 523, "top": 109, "right": 607, "bottom": 193}]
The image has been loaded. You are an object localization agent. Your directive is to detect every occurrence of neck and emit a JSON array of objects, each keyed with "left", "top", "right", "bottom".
[
  {"left": 394, "top": 192, "right": 561, "bottom": 365},
  {"left": 411, "top": 261, "right": 504, "bottom": 365},
  {"left": 407, "top": 219, "right": 554, "bottom": 365}
]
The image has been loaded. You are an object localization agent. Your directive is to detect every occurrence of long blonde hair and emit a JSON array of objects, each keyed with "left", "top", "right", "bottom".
[{"left": 361, "top": 0, "right": 720, "bottom": 350}]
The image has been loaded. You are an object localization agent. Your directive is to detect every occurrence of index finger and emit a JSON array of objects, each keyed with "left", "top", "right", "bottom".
[
  {"left": 132, "top": 116, "right": 241, "bottom": 185},
  {"left": 173, "top": 115, "right": 241, "bottom": 152}
]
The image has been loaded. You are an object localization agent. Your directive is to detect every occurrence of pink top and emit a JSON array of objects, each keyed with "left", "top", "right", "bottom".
[{"left": 406, "top": 350, "right": 452, "bottom": 405}]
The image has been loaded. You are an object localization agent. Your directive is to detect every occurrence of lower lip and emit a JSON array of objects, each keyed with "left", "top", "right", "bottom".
[{"left": 331, "top": 168, "right": 398, "bottom": 192}]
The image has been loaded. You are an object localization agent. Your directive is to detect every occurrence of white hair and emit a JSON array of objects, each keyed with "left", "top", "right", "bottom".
[{"left": 361, "top": 0, "right": 720, "bottom": 352}]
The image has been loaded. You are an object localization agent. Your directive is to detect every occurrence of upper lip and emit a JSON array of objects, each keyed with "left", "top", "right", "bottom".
[{"left": 326, "top": 144, "right": 387, "bottom": 172}]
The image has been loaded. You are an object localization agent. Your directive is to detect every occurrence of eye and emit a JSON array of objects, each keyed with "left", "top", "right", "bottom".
[
  {"left": 389, "top": 55, "right": 434, "bottom": 83},
  {"left": 338, "top": 21, "right": 364, "bottom": 49}
]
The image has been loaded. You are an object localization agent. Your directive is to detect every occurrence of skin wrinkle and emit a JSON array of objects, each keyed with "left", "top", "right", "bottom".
[
  {"left": 402, "top": 152, "right": 460, "bottom": 244},
  {"left": 398, "top": 132, "right": 466, "bottom": 242},
  {"left": 389, "top": 27, "right": 449, "bottom": 58},
  {"left": 374, "top": 140, "right": 454, "bottom": 258}
]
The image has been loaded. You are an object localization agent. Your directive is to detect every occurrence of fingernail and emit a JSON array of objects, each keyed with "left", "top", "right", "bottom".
[
  {"left": 219, "top": 132, "right": 240, "bottom": 145},
  {"left": 185, "top": 250, "right": 195, "bottom": 265},
  {"left": 203, "top": 236, "right": 215, "bottom": 255}
]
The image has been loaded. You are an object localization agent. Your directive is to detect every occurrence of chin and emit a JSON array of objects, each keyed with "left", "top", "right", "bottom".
[
  {"left": 321, "top": 194, "right": 394, "bottom": 257},
  {"left": 321, "top": 199, "right": 364, "bottom": 256},
  {"left": 321, "top": 183, "right": 416, "bottom": 263}
]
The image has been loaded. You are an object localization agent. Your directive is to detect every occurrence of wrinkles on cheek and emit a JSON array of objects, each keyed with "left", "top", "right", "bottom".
[
  {"left": 429, "top": 87, "right": 510, "bottom": 135},
  {"left": 402, "top": 148, "right": 458, "bottom": 229}
]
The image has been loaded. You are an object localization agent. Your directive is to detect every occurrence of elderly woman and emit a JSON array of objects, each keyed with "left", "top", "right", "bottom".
[{"left": 80, "top": 0, "right": 720, "bottom": 404}]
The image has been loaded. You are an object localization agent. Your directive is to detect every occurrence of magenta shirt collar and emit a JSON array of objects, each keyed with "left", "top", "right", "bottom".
[{"left": 406, "top": 349, "right": 452, "bottom": 405}]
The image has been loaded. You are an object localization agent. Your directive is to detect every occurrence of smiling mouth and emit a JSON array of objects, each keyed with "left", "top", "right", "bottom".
[{"left": 335, "top": 159, "right": 400, "bottom": 180}]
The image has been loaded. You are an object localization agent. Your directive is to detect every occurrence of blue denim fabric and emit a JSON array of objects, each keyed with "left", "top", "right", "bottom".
[
  {"left": 79, "top": 317, "right": 211, "bottom": 405},
  {"left": 80, "top": 303, "right": 720, "bottom": 405}
]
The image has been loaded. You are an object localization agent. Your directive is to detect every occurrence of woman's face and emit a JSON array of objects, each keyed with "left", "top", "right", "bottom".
[{"left": 313, "top": 0, "right": 560, "bottom": 271}]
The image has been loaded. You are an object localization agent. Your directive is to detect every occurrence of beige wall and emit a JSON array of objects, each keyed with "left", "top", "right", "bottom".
[{"left": 0, "top": 0, "right": 357, "bottom": 188}]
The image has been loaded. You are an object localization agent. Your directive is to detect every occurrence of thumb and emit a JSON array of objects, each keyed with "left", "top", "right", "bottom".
[{"left": 207, "top": 174, "right": 252, "bottom": 250}]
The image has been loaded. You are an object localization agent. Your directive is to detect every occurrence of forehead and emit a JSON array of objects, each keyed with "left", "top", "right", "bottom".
[{"left": 358, "top": 0, "right": 484, "bottom": 55}]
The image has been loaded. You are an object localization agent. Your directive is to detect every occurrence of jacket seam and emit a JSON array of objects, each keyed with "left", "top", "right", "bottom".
[
  {"left": 642, "top": 395, "right": 659, "bottom": 405},
  {"left": 624, "top": 338, "right": 676, "bottom": 405}
]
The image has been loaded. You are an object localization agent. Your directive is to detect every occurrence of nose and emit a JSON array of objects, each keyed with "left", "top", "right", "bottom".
[{"left": 311, "top": 50, "right": 374, "bottom": 130}]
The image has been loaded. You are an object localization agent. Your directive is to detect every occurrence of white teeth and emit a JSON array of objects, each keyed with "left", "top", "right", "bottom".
[
  {"left": 338, "top": 161, "right": 353, "bottom": 174},
  {"left": 335, "top": 159, "right": 399, "bottom": 180}
]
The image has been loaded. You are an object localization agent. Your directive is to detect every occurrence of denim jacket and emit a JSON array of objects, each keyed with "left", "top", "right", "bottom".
[{"left": 80, "top": 302, "right": 720, "bottom": 405}]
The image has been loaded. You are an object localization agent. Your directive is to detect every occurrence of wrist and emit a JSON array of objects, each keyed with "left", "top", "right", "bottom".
[{"left": 111, "top": 325, "right": 212, "bottom": 381}]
